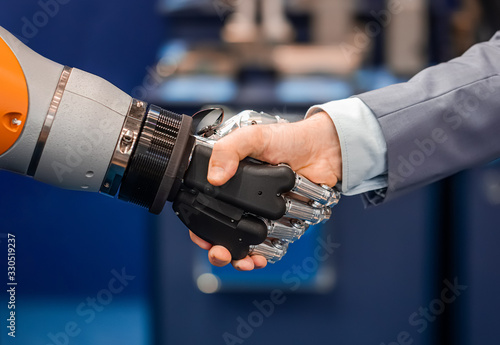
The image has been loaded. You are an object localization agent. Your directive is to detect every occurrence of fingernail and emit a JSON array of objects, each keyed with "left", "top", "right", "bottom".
[
  {"left": 209, "top": 254, "right": 226, "bottom": 267},
  {"left": 209, "top": 166, "right": 225, "bottom": 183},
  {"left": 213, "top": 259, "right": 225, "bottom": 266},
  {"left": 234, "top": 260, "right": 251, "bottom": 271}
]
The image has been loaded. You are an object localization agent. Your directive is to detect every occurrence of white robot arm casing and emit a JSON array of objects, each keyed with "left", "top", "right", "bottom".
[
  {"left": 0, "top": 27, "right": 130, "bottom": 192},
  {"left": 34, "top": 68, "right": 131, "bottom": 192}
]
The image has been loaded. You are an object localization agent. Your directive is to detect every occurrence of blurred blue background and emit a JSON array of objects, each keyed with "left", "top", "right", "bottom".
[
  {"left": 1, "top": 1, "right": 500, "bottom": 345},
  {"left": 0, "top": 1, "right": 164, "bottom": 344}
]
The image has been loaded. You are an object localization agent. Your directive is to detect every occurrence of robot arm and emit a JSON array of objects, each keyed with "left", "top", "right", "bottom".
[
  {"left": 0, "top": 27, "right": 340, "bottom": 263},
  {"left": 0, "top": 26, "right": 132, "bottom": 192}
]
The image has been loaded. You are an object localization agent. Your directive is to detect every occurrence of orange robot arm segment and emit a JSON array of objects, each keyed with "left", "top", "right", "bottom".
[{"left": 0, "top": 37, "right": 28, "bottom": 156}]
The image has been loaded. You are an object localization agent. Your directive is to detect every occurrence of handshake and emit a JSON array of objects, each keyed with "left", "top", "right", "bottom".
[{"left": 179, "top": 108, "right": 342, "bottom": 271}]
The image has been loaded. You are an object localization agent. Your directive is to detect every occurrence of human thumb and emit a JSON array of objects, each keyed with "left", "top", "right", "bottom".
[
  {"left": 207, "top": 126, "right": 266, "bottom": 186},
  {"left": 207, "top": 140, "right": 241, "bottom": 186},
  {"left": 207, "top": 165, "right": 228, "bottom": 186}
]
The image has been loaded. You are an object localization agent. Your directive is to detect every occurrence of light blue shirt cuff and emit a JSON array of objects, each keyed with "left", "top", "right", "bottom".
[{"left": 306, "top": 98, "right": 388, "bottom": 196}]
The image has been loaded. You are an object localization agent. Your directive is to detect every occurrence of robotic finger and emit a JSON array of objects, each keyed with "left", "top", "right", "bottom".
[
  {"left": 173, "top": 109, "right": 340, "bottom": 263},
  {"left": 291, "top": 174, "right": 341, "bottom": 207},
  {"left": 266, "top": 218, "right": 307, "bottom": 242},
  {"left": 284, "top": 197, "right": 332, "bottom": 225},
  {"left": 249, "top": 239, "right": 289, "bottom": 264}
]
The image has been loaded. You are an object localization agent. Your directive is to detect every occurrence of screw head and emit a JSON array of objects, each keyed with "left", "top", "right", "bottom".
[
  {"left": 290, "top": 218, "right": 304, "bottom": 229},
  {"left": 122, "top": 130, "right": 134, "bottom": 143},
  {"left": 271, "top": 239, "right": 284, "bottom": 250}
]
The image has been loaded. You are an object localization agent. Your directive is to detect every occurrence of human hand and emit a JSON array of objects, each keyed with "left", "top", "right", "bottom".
[{"left": 189, "top": 111, "right": 342, "bottom": 271}]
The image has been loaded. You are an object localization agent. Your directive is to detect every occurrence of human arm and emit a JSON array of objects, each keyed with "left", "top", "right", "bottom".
[
  {"left": 193, "top": 31, "right": 500, "bottom": 270},
  {"left": 358, "top": 31, "right": 500, "bottom": 203}
]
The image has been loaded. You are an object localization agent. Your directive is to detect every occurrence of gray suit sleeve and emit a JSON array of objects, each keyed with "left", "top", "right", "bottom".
[{"left": 357, "top": 31, "right": 500, "bottom": 204}]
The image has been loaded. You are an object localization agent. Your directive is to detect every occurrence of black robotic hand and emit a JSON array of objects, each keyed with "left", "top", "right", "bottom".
[
  {"left": 107, "top": 103, "right": 340, "bottom": 263},
  {"left": 175, "top": 109, "right": 340, "bottom": 262}
]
